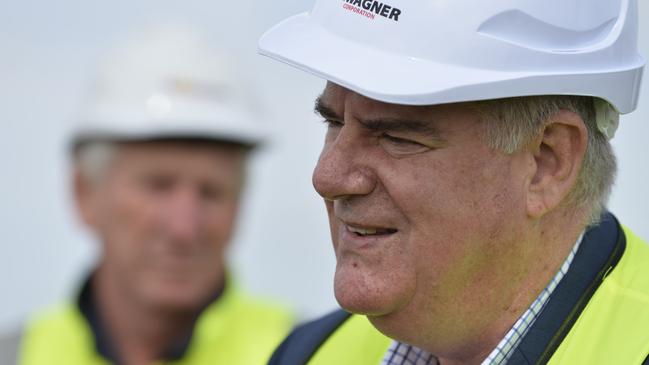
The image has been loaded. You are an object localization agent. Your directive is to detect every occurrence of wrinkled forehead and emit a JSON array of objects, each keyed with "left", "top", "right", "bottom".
[
  {"left": 107, "top": 140, "right": 251, "bottom": 172},
  {"left": 318, "top": 82, "right": 483, "bottom": 125}
]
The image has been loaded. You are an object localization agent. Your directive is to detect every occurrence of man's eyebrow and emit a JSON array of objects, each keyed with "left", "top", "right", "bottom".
[
  {"left": 314, "top": 97, "right": 341, "bottom": 120},
  {"left": 358, "top": 118, "right": 439, "bottom": 136},
  {"left": 314, "top": 96, "right": 442, "bottom": 137}
]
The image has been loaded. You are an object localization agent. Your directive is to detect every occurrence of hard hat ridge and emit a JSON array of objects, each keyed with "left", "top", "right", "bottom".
[{"left": 477, "top": 9, "right": 617, "bottom": 53}]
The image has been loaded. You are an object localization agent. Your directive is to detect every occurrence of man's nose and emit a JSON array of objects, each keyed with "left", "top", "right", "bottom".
[
  {"left": 312, "top": 126, "right": 376, "bottom": 201},
  {"left": 165, "top": 189, "right": 202, "bottom": 244}
]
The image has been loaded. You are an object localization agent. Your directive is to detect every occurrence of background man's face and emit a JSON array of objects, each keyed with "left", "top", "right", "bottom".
[
  {"left": 312, "top": 83, "right": 536, "bottom": 345},
  {"left": 77, "top": 141, "right": 246, "bottom": 311}
]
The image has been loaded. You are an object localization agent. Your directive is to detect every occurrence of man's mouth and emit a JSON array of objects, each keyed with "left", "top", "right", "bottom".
[{"left": 345, "top": 224, "right": 398, "bottom": 237}]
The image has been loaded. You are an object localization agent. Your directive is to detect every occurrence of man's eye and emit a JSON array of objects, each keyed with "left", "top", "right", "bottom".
[
  {"left": 322, "top": 119, "right": 343, "bottom": 128},
  {"left": 140, "top": 175, "right": 175, "bottom": 193},
  {"left": 380, "top": 133, "right": 430, "bottom": 156},
  {"left": 200, "top": 185, "right": 226, "bottom": 202}
]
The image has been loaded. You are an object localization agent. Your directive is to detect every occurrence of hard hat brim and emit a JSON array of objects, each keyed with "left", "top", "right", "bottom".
[
  {"left": 259, "top": 13, "right": 644, "bottom": 113},
  {"left": 73, "top": 98, "right": 266, "bottom": 149}
]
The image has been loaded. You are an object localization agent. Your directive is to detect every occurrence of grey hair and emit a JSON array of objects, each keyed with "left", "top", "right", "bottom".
[
  {"left": 473, "top": 96, "right": 617, "bottom": 226},
  {"left": 74, "top": 141, "right": 118, "bottom": 183}
]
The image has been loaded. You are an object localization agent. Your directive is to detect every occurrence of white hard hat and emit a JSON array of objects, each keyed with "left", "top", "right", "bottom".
[
  {"left": 75, "top": 24, "right": 264, "bottom": 148},
  {"left": 259, "top": 0, "right": 645, "bottom": 114}
]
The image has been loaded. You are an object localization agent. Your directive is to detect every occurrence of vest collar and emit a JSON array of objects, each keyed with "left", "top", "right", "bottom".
[
  {"left": 77, "top": 273, "right": 226, "bottom": 364},
  {"left": 507, "top": 212, "right": 626, "bottom": 364}
]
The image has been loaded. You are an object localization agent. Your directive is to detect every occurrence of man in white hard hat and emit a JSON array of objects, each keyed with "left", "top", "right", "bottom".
[
  {"left": 12, "top": 26, "right": 292, "bottom": 365},
  {"left": 258, "top": 0, "right": 649, "bottom": 364}
]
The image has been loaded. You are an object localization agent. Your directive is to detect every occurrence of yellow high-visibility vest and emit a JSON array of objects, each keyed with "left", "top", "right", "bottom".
[
  {"left": 547, "top": 227, "right": 649, "bottom": 364},
  {"left": 300, "top": 226, "right": 649, "bottom": 365},
  {"left": 19, "top": 285, "right": 292, "bottom": 365}
]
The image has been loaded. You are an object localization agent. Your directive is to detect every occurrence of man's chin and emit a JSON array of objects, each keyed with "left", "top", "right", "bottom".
[
  {"left": 335, "top": 295, "right": 387, "bottom": 316},
  {"left": 141, "top": 285, "right": 211, "bottom": 312},
  {"left": 333, "top": 269, "right": 410, "bottom": 316}
]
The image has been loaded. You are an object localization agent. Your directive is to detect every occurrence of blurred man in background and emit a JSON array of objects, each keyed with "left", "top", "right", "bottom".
[{"left": 5, "top": 26, "right": 292, "bottom": 365}]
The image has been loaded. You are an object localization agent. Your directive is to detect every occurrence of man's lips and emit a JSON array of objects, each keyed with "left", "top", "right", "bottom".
[
  {"left": 338, "top": 220, "right": 399, "bottom": 250},
  {"left": 345, "top": 223, "right": 398, "bottom": 236}
]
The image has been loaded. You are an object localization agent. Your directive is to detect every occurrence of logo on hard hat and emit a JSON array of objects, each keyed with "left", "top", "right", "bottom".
[{"left": 342, "top": 0, "right": 401, "bottom": 22}]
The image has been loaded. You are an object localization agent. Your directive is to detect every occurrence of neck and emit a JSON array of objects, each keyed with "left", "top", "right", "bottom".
[
  {"left": 91, "top": 269, "right": 209, "bottom": 365},
  {"left": 373, "top": 210, "right": 587, "bottom": 365},
  {"left": 440, "top": 212, "right": 585, "bottom": 364}
]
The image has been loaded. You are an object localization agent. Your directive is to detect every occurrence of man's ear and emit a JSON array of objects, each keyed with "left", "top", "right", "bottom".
[
  {"left": 73, "top": 167, "right": 98, "bottom": 228},
  {"left": 526, "top": 109, "right": 588, "bottom": 218}
]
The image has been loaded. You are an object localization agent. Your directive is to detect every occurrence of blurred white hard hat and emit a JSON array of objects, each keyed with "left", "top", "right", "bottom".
[
  {"left": 75, "top": 24, "right": 264, "bottom": 148},
  {"left": 259, "top": 0, "right": 645, "bottom": 114}
]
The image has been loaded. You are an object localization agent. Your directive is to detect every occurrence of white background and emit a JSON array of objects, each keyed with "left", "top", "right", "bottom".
[{"left": 1, "top": 1, "right": 647, "bottom": 332}]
